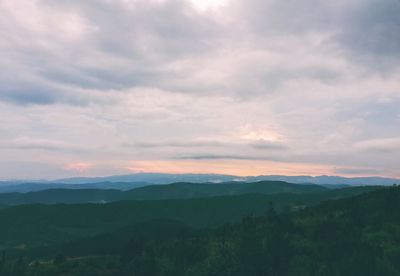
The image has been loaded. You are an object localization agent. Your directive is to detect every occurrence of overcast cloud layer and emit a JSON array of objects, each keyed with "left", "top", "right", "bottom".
[{"left": 0, "top": 0, "right": 399, "bottom": 179}]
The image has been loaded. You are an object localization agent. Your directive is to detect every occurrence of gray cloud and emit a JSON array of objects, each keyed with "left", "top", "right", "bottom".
[
  {"left": 232, "top": 0, "right": 334, "bottom": 35},
  {"left": 175, "top": 154, "right": 283, "bottom": 161},
  {"left": 334, "top": 167, "right": 383, "bottom": 175},
  {"left": 233, "top": 0, "right": 400, "bottom": 71},
  {"left": 335, "top": 0, "right": 400, "bottom": 69},
  {"left": 40, "top": 0, "right": 221, "bottom": 89},
  {"left": 0, "top": 0, "right": 222, "bottom": 105},
  {"left": 250, "top": 140, "right": 288, "bottom": 150},
  {"left": 1, "top": 87, "right": 56, "bottom": 105},
  {"left": 0, "top": 137, "right": 89, "bottom": 152},
  {"left": 355, "top": 137, "right": 400, "bottom": 153},
  {"left": 124, "top": 140, "right": 223, "bottom": 148},
  {"left": 124, "top": 139, "right": 288, "bottom": 150},
  {"left": 1, "top": 0, "right": 399, "bottom": 106}
]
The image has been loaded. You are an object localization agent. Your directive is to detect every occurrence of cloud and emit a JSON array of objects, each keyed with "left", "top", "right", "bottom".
[
  {"left": 175, "top": 154, "right": 282, "bottom": 161},
  {"left": 124, "top": 139, "right": 288, "bottom": 150},
  {"left": 334, "top": 167, "right": 383, "bottom": 175},
  {"left": 1, "top": 0, "right": 399, "bottom": 106},
  {"left": 250, "top": 140, "right": 288, "bottom": 150},
  {"left": 355, "top": 137, "right": 400, "bottom": 152},
  {"left": 123, "top": 140, "right": 223, "bottom": 148},
  {"left": 335, "top": 0, "right": 400, "bottom": 70},
  {"left": 64, "top": 162, "right": 94, "bottom": 173},
  {"left": 0, "top": 137, "right": 87, "bottom": 152},
  {"left": 0, "top": 0, "right": 224, "bottom": 104},
  {"left": 0, "top": 0, "right": 399, "bottom": 179},
  {"left": 0, "top": 161, "right": 67, "bottom": 180},
  {"left": 232, "top": 0, "right": 400, "bottom": 71}
]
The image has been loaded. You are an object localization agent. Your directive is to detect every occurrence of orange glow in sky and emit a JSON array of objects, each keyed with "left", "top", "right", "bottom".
[{"left": 125, "top": 160, "right": 336, "bottom": 177}]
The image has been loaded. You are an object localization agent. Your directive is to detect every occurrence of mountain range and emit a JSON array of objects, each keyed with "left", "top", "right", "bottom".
[
  {"left": 54, "top": 173, "right": 400, "bottom": 186},
  {"left": 0, "top": 180, "right": 382, "bottom": 206},
  {"left": 0, "top": 181, "right": 325, "bottom": 205},
  {"left": 0, "top": 173, "right": 398, "bottom": 193}
]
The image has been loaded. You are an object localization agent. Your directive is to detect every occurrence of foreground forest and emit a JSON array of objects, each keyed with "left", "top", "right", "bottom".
[{"left": 0, "top": 184, "right": 399, "bottom": 275}]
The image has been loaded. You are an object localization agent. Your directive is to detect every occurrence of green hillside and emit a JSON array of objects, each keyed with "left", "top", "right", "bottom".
[
  {"left": 0, "top": 185, "right": 382, "bottom": 250},
  {"left": 0, "top": 194, "right": 280, "bottom": 249},
  {"left": 0, "top": 189, "right": 123, "bottom": 205},
  {"left": 24, "top": 186, "right": 384, "bottom": 259},
  {"left": 1, "top": 186, "right": 398, "bottom": 276},
  {"left": 121, "top": 181, "right": 327, "bottom": 200},
  {"left": 0, "top": 181, "right": 328, "bottom": 206},
  {"left": 0, "top": 181, "right": 346, "bottom": 206},
  {"left": 28, "top": 219, "right": 198, "bottom": 258}
]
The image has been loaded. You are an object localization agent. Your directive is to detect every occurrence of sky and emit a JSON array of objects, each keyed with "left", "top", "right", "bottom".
[{"left": 0, "top": 0, "right": 399, "bottom": 179}]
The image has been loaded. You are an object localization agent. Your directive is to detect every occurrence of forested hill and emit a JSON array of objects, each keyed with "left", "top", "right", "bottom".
[
  {"left": 120, "top": 181, "right": 327, "bottom": 200},
  {"left": 0, "top": 180, "right": 377, "bottom": 206},
  {"left": 0, "top": 185, "right": 381, "bottom": 250},
  {"left": 0, "top": 181, "right": 326, "bottom": 205},
  {"left": 137, "top": 185, "right": 400, "bottom": 276},
  {"left": 1, "top": 186, "right": 399, "bottom": 275}
]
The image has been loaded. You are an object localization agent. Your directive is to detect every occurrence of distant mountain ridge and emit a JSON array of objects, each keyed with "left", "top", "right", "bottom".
[
  {"left": 55, "top": 173, "right": 400, "bottom": 186},
  {"left": 248, "top": 175, "right": 400, "bottom": 186},
  {"left": 0, "top": 173, "right": 398, "bottom": 194},
  {"left": 55, "top": 173, "right": 239, "bottom": 184}
]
